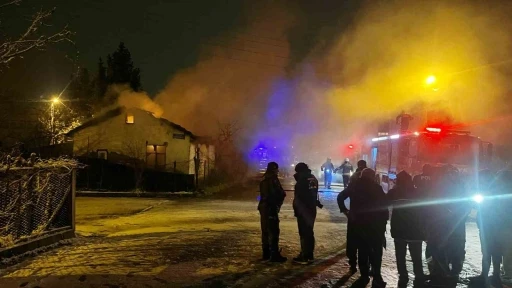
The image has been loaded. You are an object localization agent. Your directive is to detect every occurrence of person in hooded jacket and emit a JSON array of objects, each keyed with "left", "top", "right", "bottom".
[
  {"left": 337, "top": 159, "right": 368, "bottom": 273},
  {"left": 258, "top": 162, "right": 287, "bottom": 262},
  {"left": 293, "top": 162, "right": 319, "bottom": 264},
  {"left": 388, "top": 170, "right": 425, "bottom": 287},
  {"left": 339, "top": 168, "right": 389, "bottom": 288}
]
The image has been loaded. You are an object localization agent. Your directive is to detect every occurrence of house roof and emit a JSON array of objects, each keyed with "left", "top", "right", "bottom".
[{"left": 66, "top": 107, "right": 195, "bottom": 138}]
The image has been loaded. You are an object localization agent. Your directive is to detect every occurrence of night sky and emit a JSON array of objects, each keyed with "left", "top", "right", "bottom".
[{"left": 0, "top": 0, "right": 355, "bottom": 97}]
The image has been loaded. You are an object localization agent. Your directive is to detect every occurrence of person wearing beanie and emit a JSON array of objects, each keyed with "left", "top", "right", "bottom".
[
  {"left": 258, "top": 162, "right": 287, "bottom": 262},
  {"left": 292, "top": 162, "right": 319, "bottom": 264}
]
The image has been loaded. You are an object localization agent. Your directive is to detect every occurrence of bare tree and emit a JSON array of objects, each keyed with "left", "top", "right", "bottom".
[
  {"left": 0, "top": 0, "right": 73, "bottom": 69},
  {"left": 122, "top": 139, "right": 146, "bottom": 192},
  {"left": 213, "top": 121, "right": 247, "bottom": 182}
]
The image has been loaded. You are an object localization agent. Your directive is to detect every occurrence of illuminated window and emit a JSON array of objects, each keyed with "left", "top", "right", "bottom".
[
  {"left": 126, "top": 114, "right": 134, "bottom": 124},
  {"left": 146, "top": 144, "right": 166, "bottom": 169}
]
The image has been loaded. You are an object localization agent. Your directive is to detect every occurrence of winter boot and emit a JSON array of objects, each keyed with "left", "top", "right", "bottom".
[
  {"left": 293, "top": 253, "right": 309, "bottom": 265},
  {"left": 269, "top": 249, "right": 287, "bottom": 263},
  {"left": 261, "top": 248, "right": 270, "bottom": 261}
]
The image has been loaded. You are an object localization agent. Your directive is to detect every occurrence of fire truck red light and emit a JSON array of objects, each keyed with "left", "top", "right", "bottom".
[{"left": 426, "top": 127, "right": 442, "bottom": 132}]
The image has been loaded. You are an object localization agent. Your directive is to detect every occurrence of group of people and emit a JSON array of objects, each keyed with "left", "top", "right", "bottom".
[
  {"left": 321, "top": 158, "right": 354, "bottom": 189},
  {"left": 258, "top": 161, "right": 321, "bottom": 264},
  {"left": 258, "top": 159, "right": 512, "bottom": 287},
  {"left": 338, "top": 162, "right": 512, "bottom": 287}
]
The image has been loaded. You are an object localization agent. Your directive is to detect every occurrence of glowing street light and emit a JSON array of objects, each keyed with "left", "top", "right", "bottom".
[
  {"left": 50, "top": 95, "right": 61, "bottom": 145},
  {"left": 425, "top": 75, "right": 436, "bottom": 85}
]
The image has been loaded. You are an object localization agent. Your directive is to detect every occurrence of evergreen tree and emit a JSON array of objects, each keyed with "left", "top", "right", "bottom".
[
  {"left": 94, "top": 58, "right": 108, "bottom": 101},
  {"left": 106, "top": 42, "right": 142, "bottom": 91}
]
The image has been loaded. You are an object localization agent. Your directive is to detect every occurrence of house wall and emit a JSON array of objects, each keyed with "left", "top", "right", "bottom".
[{"left": 72, "top": 109, "right": 192, "bottom": 173}]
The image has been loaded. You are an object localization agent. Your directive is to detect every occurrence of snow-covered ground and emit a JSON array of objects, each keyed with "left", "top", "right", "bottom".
[
  {"left": 0, "top": 187, "right": 347, "bottom": 288},
  {"left": 0, "top": 181, "right": 489, "bottom": 288},
  {"left": 264, "top": 222, "right": 485, "bottom": 288}
]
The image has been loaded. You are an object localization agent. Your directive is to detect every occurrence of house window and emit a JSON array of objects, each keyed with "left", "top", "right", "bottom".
[
  {"left": 146, "top": 144, "right": 166, "bottom": 169},
  {"left": 126, "top": 114, "right": 134, "bottom": 124}
]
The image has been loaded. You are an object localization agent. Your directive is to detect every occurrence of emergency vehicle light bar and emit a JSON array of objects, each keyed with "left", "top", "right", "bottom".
[{"left": 426, "top": 127, "right": 442, "bottom": 133}]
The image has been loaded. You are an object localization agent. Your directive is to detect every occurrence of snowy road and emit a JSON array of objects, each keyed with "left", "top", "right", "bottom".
[
  {"left": 0, "top": 186, "right": 347, "bottom": 288},
  {"left": 0, "top": 182, "right": 489, "bottom": 288},
  {"left": 261, "top": 222, "right": 483, "bottom": 288}
]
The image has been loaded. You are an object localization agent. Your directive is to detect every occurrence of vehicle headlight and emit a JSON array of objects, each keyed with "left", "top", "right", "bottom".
[{"left": 472, "top": 194, "right": 484, "bottom": 203}]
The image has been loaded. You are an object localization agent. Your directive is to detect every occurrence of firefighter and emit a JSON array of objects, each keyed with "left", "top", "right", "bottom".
[
  {"left": 336, "top": 158, "right": 354, "bottom": 188},
  {"left": 258, "top": 162, "right": 287, "bottom": 262},
  {"left": 338, "top": 159, "right": 367, "bottom": 273},
  {"left": 388, "top": 170, "right": 425, "bottom": 287},
  {"left": 338, "top": 168, "right": 389, "bottom": 288},
  {"left": 292, "top": 162, "right": 320, "bottom": 264},
  {"left": 321, "top": 158, "right": 335, "bottom": 189}
]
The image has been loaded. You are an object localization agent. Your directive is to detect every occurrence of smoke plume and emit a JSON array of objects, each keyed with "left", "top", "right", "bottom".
[
  {"left": 111, "top": 84, "right": 164, "bottom": 118},
  {"left": 121, "top": 0, "right": 512, "bottom": 163}
]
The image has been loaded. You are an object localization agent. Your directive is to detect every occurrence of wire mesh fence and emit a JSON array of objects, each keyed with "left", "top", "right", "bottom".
[{"left": 0, "top": 167, "right": 75, "bottom": 249}]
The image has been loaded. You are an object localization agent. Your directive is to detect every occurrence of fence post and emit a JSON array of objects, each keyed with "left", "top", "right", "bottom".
[
  {"left": 173, "top": 161, "right": 177, "bottom": 192},
  {"left": 203, "top": 160, "right": 207, "bottom": 186},
  {"left": 71, "top": 169, "right": 76, "bottom": 232}
]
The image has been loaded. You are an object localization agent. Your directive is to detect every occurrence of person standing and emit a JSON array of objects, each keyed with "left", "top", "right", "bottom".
[
  {"left": 258, "top": 162, "right": 287, "bottom": 262},
  {"left": 337, "top": 159, "right": 367, "bottom": 273},
  {"left": 470, "top": 169, "right": 503, "bottom": 287},
  {"left": 321, "top": 158, "right": 335, "bottom": 189},
  {"left": 293, "top": 162, "right": 319, "bottom": 264},
  {"left": 336, "top": 158, "right": 354, "bottom": 188},
  {"left": 339, "top": 168, "right": 388, "bottom": 287},
  {"left": 388, "top": 171, "right": 425, "bottom": 287},
  {"left": 494, "top": 170, "right": 512, "bottom": 286}
]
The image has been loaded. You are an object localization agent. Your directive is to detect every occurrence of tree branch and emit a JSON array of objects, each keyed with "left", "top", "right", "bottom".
[
  {"left": 0, "top": 0, "right": 21, "bottom": 9},
  {"left": 0, "top": 5, "right": 74, "bottom": 67}
]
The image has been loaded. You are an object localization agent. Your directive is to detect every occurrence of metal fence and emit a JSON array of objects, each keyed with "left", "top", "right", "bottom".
[{"left": 0, "top": 167, "right": 75, "bottom": 249}]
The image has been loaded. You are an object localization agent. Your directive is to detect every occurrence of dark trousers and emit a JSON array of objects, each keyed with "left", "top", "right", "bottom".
[
  {"left": 394, "top": 239, "right": 424, "bottom": 279},
  {"left": 260, "top": 210, "right": 280, "bottom": 253},
  {"left": 480, "top": 228, "right": 502, "bottom": 277},
  {"left": 342, "top": 175, "right": 350, "bottom": 188},
  {"left": 297, "top": 213, "right": 316, "bottom": 259},
  {"left": 355, "top": 224, "right": 384, "bottom": 281},
  {"left": 324, "top": 172, "right": 332, "bottom": 188},
  {"left": 347, "top": 222, "right": 357, "bottom": 268}
]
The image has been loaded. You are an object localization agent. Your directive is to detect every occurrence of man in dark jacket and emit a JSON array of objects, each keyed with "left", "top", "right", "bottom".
[
  {"left": 293, "top": 162, "right": 319, "bottom": 264},
  {"left": 338, "top": 159, "right": 367, "bottom": 273},
  {"left": 258, "top": 162, "right": 287, "bottom": 262},
  {"left": 388, "top": 170, "right": 425, "bottom": 287},
  {"left": 336, "top": 158, "right": 354, "bottom": 188},
  {"left": 321, "top": 158, "right": 335, "bottom": 189},
  {"left": 339, "top": 168, "right": 388, "bottom": 288}
]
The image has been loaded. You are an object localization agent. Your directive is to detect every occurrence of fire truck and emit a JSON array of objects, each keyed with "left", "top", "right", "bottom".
[{"left": 369, "top": 126, "right": 494, "bottom": 190}]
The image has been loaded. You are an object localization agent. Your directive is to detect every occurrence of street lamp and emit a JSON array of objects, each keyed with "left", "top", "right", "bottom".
[
  {"left": 50, "top": 96, "right": 61, "bottom": 145},
  {"left": 425, "top": 75, "right": 436, "bottom": 85}
]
